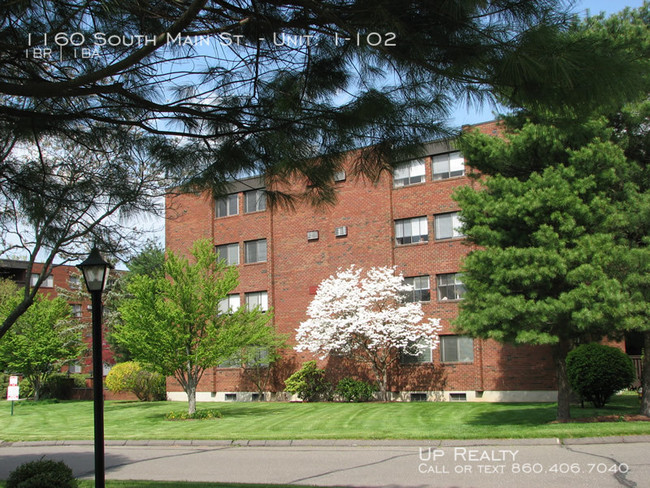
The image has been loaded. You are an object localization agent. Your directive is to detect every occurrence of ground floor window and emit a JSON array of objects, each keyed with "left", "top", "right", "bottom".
[{"left": 440, "top": 336, "right": 474, "bottom": 363}]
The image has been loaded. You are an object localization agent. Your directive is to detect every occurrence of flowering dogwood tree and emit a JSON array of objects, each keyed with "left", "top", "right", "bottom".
[{"left": 295, "top": 266, "right": 441, "bottom": 400}]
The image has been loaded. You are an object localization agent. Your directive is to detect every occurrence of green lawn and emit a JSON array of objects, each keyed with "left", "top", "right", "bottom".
[{"left": 1, "top": 393, "right": 648, "bottom": 442}]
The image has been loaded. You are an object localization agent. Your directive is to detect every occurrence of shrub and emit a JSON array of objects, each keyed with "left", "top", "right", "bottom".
[
  {"left": 7, "top": 459, "right": 78, "bottom": 488},
  {"left": 566, "top": 343, "right": 636, "bottom": 408},
  {"left": 284, "top": 360, "right": 331, "bottom": 402},
  {"left": 335, "top": 377, "right": 377, "bottom": 402},
  {"left": 105, "top": 361, "right": 140, "bottom": 392},
  {"left": 41, "top": 374, "right": 86, "bottom": 400},
  {"left": 165, "top": 408, "right": 222, "bottom": 420},
  {"left": 105, "top": 361, "right": 166, "bottom": 401},
  {"left": 0, "top": 373, "right": 9, "bottom": 398},
  {"left": 132, "top": 368, "right": 167, "bottom": 401}
]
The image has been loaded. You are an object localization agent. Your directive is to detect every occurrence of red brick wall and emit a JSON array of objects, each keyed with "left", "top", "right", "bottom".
[{"left": 165, "top": 125, "right": 561, "bottom": 396}]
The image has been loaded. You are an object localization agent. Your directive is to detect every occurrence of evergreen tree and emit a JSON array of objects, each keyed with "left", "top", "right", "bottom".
[
  {"left": 2, "top": 1, "right": 648, "bottom": 341},
  {"left": 454, "top": 4, "right": 650, "bottom": 421}
]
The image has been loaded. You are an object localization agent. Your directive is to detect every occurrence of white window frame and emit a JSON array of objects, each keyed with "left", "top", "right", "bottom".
[
  {"left": 440, "top": 336, "right": 474, "bottom": 363},
  {"left": 69, "top": 275, "right": 81, "bottom": 289},
  {"left": 395, "top": 216, "right": 429, "bottom": 245},
  {"left": 216, "top": 194, "right": 238, "bottom": 218},
  {"left": 31, "top": 273, "right": 53, "bottom": 288},
  {"left": 434, "top": 212, "right": 464, "bottom": 240},
  {"left": 245, "top": 291, "right": 269, "bottom": 312},
  {"left": 244, "top": 239, "right": 267, "bottom": 264},
  {"left": 432, "top": 151, "right": 465, "bottom": 180},
  {"left": 393, "top": 159, "right": 426, "bottom": 187},
  {"left": 218, "top": 294, "right": 241, "bottom": 314},
  {"left": 71, "top": 304, "right": 83, "bottom": 318},
  {"left": 437, "top": 273, "right": 466, "bottom": 301},
  {"left": 215, "top": 243, "right": 240, "bottom": 266},
  {"left": 244, "top": 189, "right": 266, "bottom": 213},
  {"left": 404, "top": 276, "right": 431, "bottom": 303}
]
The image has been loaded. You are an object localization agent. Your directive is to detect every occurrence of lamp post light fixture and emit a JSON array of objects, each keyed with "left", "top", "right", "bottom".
[{"left": 78, "top": 247, "right": 113, "bottom": 488}]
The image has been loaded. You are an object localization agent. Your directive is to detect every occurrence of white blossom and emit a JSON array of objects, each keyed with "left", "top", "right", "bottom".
[{"left": 295, "top": 266, "right": 441, "bottom": 399}]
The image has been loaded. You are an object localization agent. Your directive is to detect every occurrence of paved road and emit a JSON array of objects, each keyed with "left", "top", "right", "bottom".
[{"left": 1, "top": 437, "right": 649, "bottom": 487}]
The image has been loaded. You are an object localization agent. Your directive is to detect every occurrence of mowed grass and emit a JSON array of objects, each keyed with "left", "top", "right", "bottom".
[{"left": 1, "top": 393, "right": 648, "bottom": 442}]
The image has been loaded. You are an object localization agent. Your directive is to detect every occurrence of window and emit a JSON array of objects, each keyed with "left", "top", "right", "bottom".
[
  {"left": 244, "top": 189, "right": 266, "bottom": 213},
  {"left": 400, "top": 339, "right": 433, "bottom": 364},
  {"left": 102, "top": 363, "right": 112, "bottom": 376},
  {"left": 69, "top": 363, "right": 82, "bottom": 374},
  {"left": 393, "top": 159, "right": 426, "bottom": 187},
  {"left": 244, "top": 347, "right": 270, "bottom": 368},
  {"left": 244, "top": 239, "right": 267, "bottom": 263},
  {"left": 245, "top": 291, "right": 268, "bottom": 312},
  {"left": 434, "top": 212, "right": 464, "bottom": 240},
  {"left": 218, "top": 294, "right": 241, "bottom": 314},
  {"left": 215, "top": 243, "right": 239, "bottom": 265},
  {"left": 69, "top": 275, "right": 81, "bottom": 289},
  {"left": 218, "top": 357, "right": 240, "bottom": 368},
  {"left": 432, "top": 151, "right": 465, "bottom": 180},
  {"left": 440, "top": 336, "right": 474, "bottom": 363},
  {"left": 71, "top": 304, "right": 82, "bottom": 318},
  {"left": 404, "top": 276, "right": 431, "bottom": 302},
  {"left": 395, "top": 216, "right": 428, "bottom": 245},
  {"left": 216, "top": 194, "right": 238, "bottom": 217},
  {"left": 437, "top": 273, "right": 465, "bottom": 300},
  {"left": 31, "top": 273, "right": 53, "bottom": 288}
]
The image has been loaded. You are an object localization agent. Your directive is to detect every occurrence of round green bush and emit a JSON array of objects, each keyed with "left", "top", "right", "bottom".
[
  {"left": 105, "top": 361, "right": 140, "bottom": 393},
  {"left": 335, "top": 377, "right": 377, "bottom": 402},
  {"left": 7, "top": 459, "right": 78, "bottom": 488},
  {"left": 566, "top": 343, "right": 635, "bottom": 408},
  {"left": 284, "top": 360, "right": 331, "bottom": 402},
  {"left": 105, "top": 361, "right": 166, "bottom": 401}
]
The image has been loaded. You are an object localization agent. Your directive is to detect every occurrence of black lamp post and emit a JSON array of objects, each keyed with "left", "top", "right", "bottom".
[{"left": 78, "top": 247, "right": 113, "bottom": 488}]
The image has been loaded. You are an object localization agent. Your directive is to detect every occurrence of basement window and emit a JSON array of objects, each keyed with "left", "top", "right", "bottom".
[
  {"left": 225, "top": 393, "right": 237, "bottom": 401},
  {"left": 410, "top": 393, "right": 427, "bottom": 402},
  {"left": 449, "top": 393, "right": 467, "bottom": 402}
]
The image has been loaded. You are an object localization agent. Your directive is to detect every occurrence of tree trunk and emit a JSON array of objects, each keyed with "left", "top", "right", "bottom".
[
  {"left": 31, "top": 375, "right": 42, "bottom": 402},
  {"left": 553, "top": 338, "right": 572, "bottom": 422},
  {"left": 641, "top": 331, "right": 650, "bottom": 417},
  {"left": 187, "top": 383, "right": 197, "bottom": 415},
  {"left": 380, "top": 368, "right": 389, "bottom": 401}
]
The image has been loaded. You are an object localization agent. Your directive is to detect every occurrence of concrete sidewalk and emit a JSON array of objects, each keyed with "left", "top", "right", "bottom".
[{"left": 2, "top": 434, "right": 650, "bottom": 447}]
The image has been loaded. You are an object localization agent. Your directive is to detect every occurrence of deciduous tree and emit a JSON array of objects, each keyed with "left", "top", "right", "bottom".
[
  {"left": 114, "top": 239, "right": 277, "bottom": 414},
  {"left": 295, "top": 266, "right": 441, "bottom": 401},
  {"left": 0, "top": 280, "right": 84, "bottom": 400}
]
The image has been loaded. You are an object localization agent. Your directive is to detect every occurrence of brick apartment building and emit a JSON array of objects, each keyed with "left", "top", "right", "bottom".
[
  {"left": 165, "top": 121, "right": 560, "bottom": 403},
  {"left": 0, "top": 259, "right": 114, "bottom": 377}
]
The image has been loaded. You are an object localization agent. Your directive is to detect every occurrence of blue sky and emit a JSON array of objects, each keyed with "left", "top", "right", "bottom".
[{"left": 576, "top": 0, "right": 646, "bottom": 16}]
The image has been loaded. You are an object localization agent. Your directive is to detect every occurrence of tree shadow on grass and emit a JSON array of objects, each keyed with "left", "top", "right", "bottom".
[{"left": 467, "top": 405, "right": 558, "bottom": 427}]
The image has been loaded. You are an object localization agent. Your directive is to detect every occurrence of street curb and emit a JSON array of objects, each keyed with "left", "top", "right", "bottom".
[{"left": 1, "top": 436, "right": 649, "bottom": 448}]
